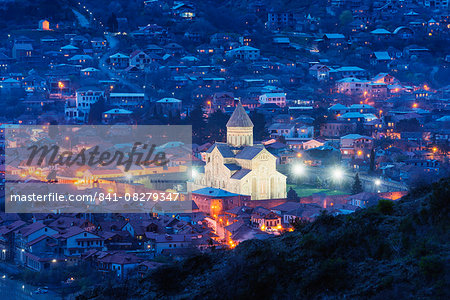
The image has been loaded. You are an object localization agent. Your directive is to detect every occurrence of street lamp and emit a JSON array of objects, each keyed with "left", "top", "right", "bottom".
[
  {"left": 125, "top": 173, "right": 133, "bottom": 183},
  {"left": 191, "top": 168, "right": 198, "bottom": 179},
  {"left": 292, "top": 164, "right": 305, "bottom": 177},
  {"left": 374, "top": 179, "right": 381, "bottom": 186},
  {"left": 58, "top": 81, "right": 64, "bottom": 98},
  {"left": 331, "top": 167, "right": 344, "bottom": 182}
]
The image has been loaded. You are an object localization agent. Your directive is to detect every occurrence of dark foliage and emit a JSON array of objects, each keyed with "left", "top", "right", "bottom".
[
  {"left": 352, "top": 173, "right": 363, "bottom": 194},
  {"left": 80, "top": 178, "right": 450, "bottom": 299}
]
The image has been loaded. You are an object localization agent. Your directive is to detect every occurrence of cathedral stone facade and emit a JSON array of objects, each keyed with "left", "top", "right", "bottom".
[{"left": 190, "top": 102, "right": 286, "bottom": 200}]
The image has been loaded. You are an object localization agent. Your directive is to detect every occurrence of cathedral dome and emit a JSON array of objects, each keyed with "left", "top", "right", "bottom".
[{"left": 226, "top": 101, "right": 253, "bottom": 128}]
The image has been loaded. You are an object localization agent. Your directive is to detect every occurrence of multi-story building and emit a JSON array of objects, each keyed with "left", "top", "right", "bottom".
[
  {"left": 340, "top": 134, "right": 373, "bottom": 159},
  {"left": 266, "top": 11, "right": 295, "bottom": 30},
  {"left": 226, "top": 46, "right": 260, "bottom": 61},
  {"left": 65, "top": 87, "right": 105, "bottom": 122},
  {"left": 109, "top": 93, "right": 145, "bottom": 109},
  {"left": 321, "top": 121, "right": 358, "bottom": 138},
  {"left": 259, "top": 92, "right": 286, "bottom": 107}
]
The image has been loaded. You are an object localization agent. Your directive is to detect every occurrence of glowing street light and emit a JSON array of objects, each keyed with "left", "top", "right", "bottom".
[
  {"left": 331, "top": 167, "right": 344, "bottom": 181},
  {"left": 125, "top": 173, "right": 133, "bottom": 182},
  {"left": 375, "top": 179, "right": 381, "bottom": 186},
  {"left": 292, "top": 164, "right": 305, "bottom": 176}
]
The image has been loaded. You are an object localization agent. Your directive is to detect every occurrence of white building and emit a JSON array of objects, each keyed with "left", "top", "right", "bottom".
[
  {"left": 226, "top": 46, "right": 260, "bottom": 61},
  {"left": 268, "top": 123, "right": 296, "bottom": 138},
  {"left": 65, "top": 87, "right": 105, "bottom": 122},
  {"left": 156, "top": 98, "right": 182, "bottom": 115},
  {"left": 189, "top": 101, "right": 286, "bottom": 200},
  {"left": 129, "top": 50, "right": 151, "bottom": 69},
  {"left": 109, "top": 93, "right": 145, "bottom": 109},
  {"left": 109, "top": 53, "right": 129, "bottom": 68},
  {"left": 259, "top": 92, "right": 286, "bottom": 107},
  {"left": 296, "top": 125, "right": 314, "bottom": 139}
]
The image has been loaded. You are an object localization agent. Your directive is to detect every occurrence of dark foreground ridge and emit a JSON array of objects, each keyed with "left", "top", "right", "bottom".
[{"left": 79, "top": 178, "right": 450, "bottom": 300}]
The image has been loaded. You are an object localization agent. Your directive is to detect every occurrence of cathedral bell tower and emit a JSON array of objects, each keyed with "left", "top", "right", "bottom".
[{"left": 226, "top": 101, "right": 253, "bottom": 147}]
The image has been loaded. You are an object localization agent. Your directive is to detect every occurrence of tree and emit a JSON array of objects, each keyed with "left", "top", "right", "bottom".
[
  {"left": 287, "top": 187, "right": 299, "bottom": 201},
  {"left": 369, "top": 148, "right": 375, "bottom": 173},
  {"left": 107, "top": 13, "right": 118, "bottom": 32},
  {"left": 352, "top": 173, "right": 363, "bottom": 195},
  {"left": 187, "top": 104, "right": 207, "bottom": 144},
  {"left": 396, "top": 118, "right": 420, "bottom": 132},
  {"left": 249, "top": 110, "right": 268, "bottom": 141},
  {"left": 339, "top": 10, "right": 353, "bottom": 26},
  {"left": 88, "top": 96, "right": 106, "bottom": 124},
  {"left": 207, "top": 110, "right": 228, "bottom": 142}
]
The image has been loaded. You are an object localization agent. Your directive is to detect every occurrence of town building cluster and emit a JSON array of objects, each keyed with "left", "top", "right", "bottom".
[{"left": 0, "top": 0, "right": 449, "bottom": 280}]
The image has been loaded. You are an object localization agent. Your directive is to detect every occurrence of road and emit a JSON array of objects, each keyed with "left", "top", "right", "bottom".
[
  {"left": 72, "top": 9, "right": 89, "bottom": 28},
  {"left": 98, "top": 34, "right": 143, "bottom": 92}
]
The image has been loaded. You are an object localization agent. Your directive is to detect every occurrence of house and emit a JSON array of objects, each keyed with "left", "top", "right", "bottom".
[
  {"left": 155, "top": 98, "right": 182, "bottom": 116},
  {"left": 53, "top": 227, "right": 105, "bottom": 256},
  {"left": 172, "top": 2, "right": 196, "bottom": 19},
  {"left": 302, "top": 139, "right": 324, "bottom": 150},
  {"left": 267, "top": 11, "right": 295, "bottom": 30},
  {"left": 84, "top": 250, "right": 143, "bottom": 278},
  {"left": 145, "top": 233, "right": 199, "bottom": 254},
  {"left": 322, "top": 33, "right": 346, "bottom": 47},
  {"left": 336, "top": 77, "right": 369, "bottom": 96},
  {"left": 328, "top": 103, "right": 348, "bottom": 116},
  {"left": 81, "top": 67, "right": 100, "bottom": 77},
  {"left": 348, "top": 104, "right": 375, "bottom": 114},
  {"left": 146, "top": 44, "right": 164, "bottom": 55},
  {"left": 271, "top": 202, "right": 322, "bottom": 224},
  {"left": 68, "top": 54, "right": 93, "bottom": 65},
  {"left": 259, "top": 92, "right": 286, "bottom": 107},
  {"left": 273, "top": 36, "right": 290, "bottom": 47},
  {"left": 14, "top": 222, "right": 58, "bottom": 264},
  {"left": 226, "top": 46, "right": 260, "bottom": 61},
  {"left": 296, "top": 125, "right": 314, "bottom": 139},
  {"left": 268, "top": 123, "right": 296, "bottom": 138},
  {"left": 0, "top": 53, "right": 13, "bottom": 71},
  {"left": 338, "top": 112, "right": 365, "bottom": 123},
  {"left": 65, "top": 87, "right": 105, "bottom": 121},
  {"left": 109, "top": 53, "right": 129, "bottom": 68},
  {"left": 334, "top": 66, "right": 366, "bottom": 78},
  {"left": 91, "top": 37, "right": 107, "bottom": 51},
  {"left": 340, "top": 134, "right": 373, "bottom": 159},
  {"left": 212, "top": 92, "right": 236, "bottom": 110},
  {"left": 0, "top": 220, "right": 26, "bottom": 261},
  {"left": 60, "top": 44, "right": 79, "bottom": 57},
  {"left": 164, "top": 43, "right": 185, "bottom": 56},
  {"left": 423, "top": 0, "right": 449, "bottom": 9},
  {"left": 371, "top": 51, "right": 391, "bottom": 65},
  {"left": 251, "top": 207, "right": 282, "bottom": 231},
  {"left": 309, "top": 64, "right": 331, "bottom": 80},
  {"left": 39, "top": 19, "right": 50, "bottom": 31},
  {"left": 192, "top": 187, "right": 249, "bottom": 215},
  {"left": 12, "top": 37, "right": 34, "bottom": 61},
  {"left": 370, "top": 28, "right": 391, "bottom": 40},
  {"left": 393, "top": 26, "right": 414, "bottom": 39},
  {"left": 102, "top": 109, "right": 133, "bottom": 124},
  {"left": 129, "top": 50, "right": 151, "bottom": 69},
  {"left": 109, "top": 93, "right": 145, "bottom": 109}
]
